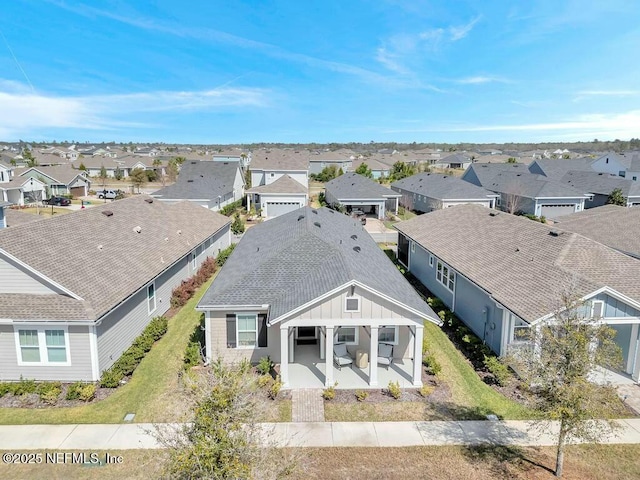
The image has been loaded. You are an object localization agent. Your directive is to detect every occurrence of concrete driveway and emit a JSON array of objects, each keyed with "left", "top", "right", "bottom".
[{"left": 363, "top": 218, "right": 398, "bottom": 244}]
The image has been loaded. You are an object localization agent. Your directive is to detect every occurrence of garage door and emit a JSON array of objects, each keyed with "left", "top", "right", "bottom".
[
  {"left": 266, "top": 202, "right": 300, "bottom": 218},
  {"left": 70, "top": 186, "right": 85, "bottom": 198},
  {"left": 540, "top": 204, "right": 576, "bottom": 219}
]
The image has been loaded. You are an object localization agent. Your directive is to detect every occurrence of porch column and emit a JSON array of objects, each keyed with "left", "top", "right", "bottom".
[
  {"left": 395, "top": 197, "right": 399, "bottom": 215},
  {"left": 413, "top": 325, "right": 424, "bottom": 387},
  {"left": 246, "top": 193, "right": 251, "bottom": 212},
  {"left": 325, "top": 326, "right": 334, "bottom": 387},
  {"left": 280, "top": 327, "right": 289, "bottom": 388},
  {"left": 369, "top": 326, "right": 378, "bottom": 386}
]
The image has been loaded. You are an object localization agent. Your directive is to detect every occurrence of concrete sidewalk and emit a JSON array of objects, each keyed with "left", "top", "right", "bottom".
[{"left": 1, "top": 419, "right": 640, "bottom": 450}]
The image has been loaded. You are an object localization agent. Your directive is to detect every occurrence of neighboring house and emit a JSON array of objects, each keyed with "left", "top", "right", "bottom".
[
  {"left": 212, "top": 151, "right": 250, "bottom": 169},
  {"left": 250, "top": 150, "right": 309, "bottom": 189},
  {"left": 153, "top": 160, "right": 244, "bottom": 211},
  {"left": 0, "top": 195, "right": 231, "bottom": 382},
  {"left": 560, "top": 170, "right": 640, "bottom": 208},
  {"left": 18, "top": 165, "right": 91, "bottom": 198},
  {"left": 350, "top": 158, "right": 391, "bottom": 180},
  {"left": 391, "top": 173, "right": 498, "bottom": 213},
  {"left": 0, "top": 202, "right": 10, "bottom": 228},
  {"left": 0, "top": 176, "right": 47, "bottom": 206},
  {"left": 590, "top": 152, "right": 629, "bottom": 177},
  {"left": 553, "top": 205, "right": 640, "bottom": 259},
  {"left": 324, "top": 172, "right": 401, "bottom": 219},
  {"left": 395, "top": 205, "right": 640, "bottom": 382},
  {"left": 197, "top": 207, "right": 440, "bottom": 389},
  {"left": 245, "top": 175, "right": 308, "bottom": 219},
  {"left": 434, "top": 153, "right": 472, "bottom": 170},
  {"left": 72, "top": 155, "right": 165, "bottom": 178},
  {"left": 463, "top": 163, "right": 589, "bottom": 218},
  {"left": 308, "top": 151, "right": 352, "bottom": 175}
]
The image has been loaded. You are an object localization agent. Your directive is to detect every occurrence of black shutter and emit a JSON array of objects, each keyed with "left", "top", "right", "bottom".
[
  {"left": 226, "top": 314, "right": 236, "bottom": 348},
  {"left": 258, "top": 314, "right": 268, "bottom": 348}
]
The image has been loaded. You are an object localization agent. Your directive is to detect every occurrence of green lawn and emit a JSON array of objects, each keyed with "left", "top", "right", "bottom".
[
  {"left": 424, "top": 321, "right": 531, "bottom": 419},
  {"left": 0, "top": 276, "right": 216, "bottom": 425}
]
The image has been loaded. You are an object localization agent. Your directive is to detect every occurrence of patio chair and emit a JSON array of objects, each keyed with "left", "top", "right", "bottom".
[
  {"left": 377, "top": 343, "right": 394, "bottom": 370},
  {"left": 333, "top": 343, "right": 353, "bottom": 370}
]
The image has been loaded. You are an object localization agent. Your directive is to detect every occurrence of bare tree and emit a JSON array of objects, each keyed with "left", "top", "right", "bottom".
[{"left": 503, "top": 192, "right": 521, "bottom": 214}]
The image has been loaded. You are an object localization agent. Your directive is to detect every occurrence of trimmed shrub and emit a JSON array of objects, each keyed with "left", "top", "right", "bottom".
[
  {"left": 257, "top": 375, "right": 272, "bottom": 388},
  {"left": 100, "top": 368, "right": 124, "bottom": 388},
  {"left": 37, "top": 382, "right": 62, "bottom": 405},
  {"left": 419, "top": 385, "right": 434, "bottom": 397},
  {"left": 220, "top": 199, "right": 243, "bottom": 216},
  {"left": 13, "top": 377, "right": 37, "bottom": 396},
  {"left": 355, "top": 389, "right": 369, "bottom": 402},
  {"left": 422, "top": 352, "right": 442, "bottom": 376},
  {"left": 170, "top": 258, "right": 218, "bottom": 308},
  {"left": 256, "top": 356, "right": 273, "bottom": 376},
  {"left": 66, "top": 381, "right": 84, "bottom": 400},
  {"left": 322, "top": 384, "right": 336, "bottom": 400},
  {"left": 184, "top": 342, "right": 201, "bottom": 370},
  {"left": 0, "top": 383, "right": 11, "bottom": 397},
  {"left": 484, "top": 355, "right": 511, "bottom": 387},
  {"left": 387, "top": 381, "right": 402, "bottom": 400},
  {"left": 268, "top": 376, "right": 282, "bottom": 400},
  {"left": 216, "top": 244, "right": 236, "bottom": 267},
  {"left": 77, "top": 383, "right": 96, "bottom": 402}
]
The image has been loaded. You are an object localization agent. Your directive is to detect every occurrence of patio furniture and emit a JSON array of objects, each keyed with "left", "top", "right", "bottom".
[
  {"left": 377, "top": 343, "right": 394, "bottom": 370},
  {"left": 333, "top": 343, "right": 353, "bottom": 370},
  {"left": 355, "top": 349, "right": 369, "bottom": 369}
]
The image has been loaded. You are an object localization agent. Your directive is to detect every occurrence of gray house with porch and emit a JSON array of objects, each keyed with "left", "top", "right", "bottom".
[{"left": 324, "top": 173, "right": 401, "bottom": 219}]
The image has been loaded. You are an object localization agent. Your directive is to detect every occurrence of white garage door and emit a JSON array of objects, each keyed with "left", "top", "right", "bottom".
[
  {"left": 540, "top": 204, "right": 577, "bottom": 218},
  {"left": 266, "top": 202, "right": 300, "bottom": 218}
]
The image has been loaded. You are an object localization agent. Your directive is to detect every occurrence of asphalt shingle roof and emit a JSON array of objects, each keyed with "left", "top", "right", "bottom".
[
  {"left": 560, "top": 170, "right": 637, "bottom": 196},
  {"left": 325, "top": 173, "right": 401, "bottom": 200},
  {"left": 199, "top": 206, "right": 437, "bottom": 322},
  {"left": 0, "top": 294, "right": 94, "bottom": 320},
  {"left": 19, "top": 165, "right": 88, "bottom": 185},
  {"left": 0, "top": 195, "right": 230, "bottom": 320},
  {"left": 483, "top": 171, "right": 588, "bottom": 198},
  {"left": 391, "top": 173, "right": 498, "bottom": 200},
  {"left": 250, "top": 149, "right": 309, "bottom": 171},
  {"left": 246, "top": 175, "right": 307, "bottom": 194},
  {"left": 394, "top": 204, "right": 640, "bottom": 323},
  {"left": 153, "top": 160, "right": 240, "bottom": 200}
]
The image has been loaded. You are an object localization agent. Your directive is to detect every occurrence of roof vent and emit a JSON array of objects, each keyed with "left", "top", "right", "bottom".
[
  {"left": 144, "top": 198, "right": 153, "bottom": 203},
  {"left": 191, "top": 161, "right": 197, "bottom": 164},
  {"left": 353, "top": 246, "right": 361, "bottom": 253},
  {"left": 177, "top": 229, "right": 182, "bottom": 235},
  {"left": 312, "top": 209, "right": 318, "bottom": 214},
  {"left": 200, "top": 174, "right": 204, "bottom": 177},
  {"left": 187, "top": 179, "right": 194, "bottom": 183},
  {"left": 313, "top": 222, "right": 321, "bottom": 228},
  {"left": 351, "top": 234, "right": 357, "bottom": 240},
  {"left": 102, "top": 210, "right": 113, "bottom": 217},
  {"left": 489, "top": 211, "right": 499, "bottom": 217},
  {"left": 133, "top": 226, "right": 142, "bottom": 233},
  {"left": 97, "top": 244, "right": 103, "bottom": 251},
  {"left": 549, "top": 230, "right": 563, "bottom": 237},
  {"left": 164, "top": 237, "right": 169, "bottom": 242},
  {"left": 297, "top": 215, "right": 305, "bottom": 221}
]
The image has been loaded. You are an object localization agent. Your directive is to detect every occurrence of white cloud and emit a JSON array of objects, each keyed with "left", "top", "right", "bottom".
[
  {"left": 449, "top": 16, "right": 482, "bottom": 41},
  {"left": 455, "top": 76, "right": 510, "bottom": 85}
]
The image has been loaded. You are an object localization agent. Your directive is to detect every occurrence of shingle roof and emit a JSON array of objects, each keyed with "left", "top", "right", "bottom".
[
  {"left": 246, "top": 175, "right": 307, "bottom": 195},
  {"left": 325, "top": 173, "right": 401, "bottom": 200},
  {"left": 529, "top": 158, "right": 594, "bottom": 178},
  {"left": 436, "top": 153, "right": 470, "bottom": 164},
  {"left": 560, "top": 170, "right": 636, "bottom": 196},
  {"left": 153, "top": 160, "right": 240, "bottom": 201},
  {"left": 553, "top": 205, "right": 640, "bottom": 259},
  {"left": 0, "top": 195, "right": 230, "bottom": 320},
  {"left": 5, "top": 209, "right": 44, "bottom": 227},
  {"left": 350, "top": 158, "right": 391, "bottom": 172},
  {"left": 250, "top": 149, "right": 308, "bottom": 171},
  {"left": 20, "top": 165, "right": 89, "bottom": 185},
  {"left": 391, "top": 173, "right": 498, "bottom": 200},
  {"left": 483, "top": 171, "right": 588, "bottom": 198},
  {"left": 0, "top": 294, "right": 95, "bottom": 320},
  {"left": 199, "top": 206, "right": 437, "bottom": 322},
  {"left": 394, "top": 205, "right": 640, "bottom": 323},
  {"left": 464, "top": 163, "right": 531, "bottom": 185}
]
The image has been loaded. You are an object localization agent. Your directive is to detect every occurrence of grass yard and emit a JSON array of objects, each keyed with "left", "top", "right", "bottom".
[
  {"left": 17, "top": 207, "right": 72, "bottom": 217},
  {"left": 3, "top": 445, "right": 639, "bottom": 480},
  {"left": 324, "top": 402, "right": 434, "bottom": 422},
  {"left": 0, "top": 276, "right": 217, "bottom": 425}
]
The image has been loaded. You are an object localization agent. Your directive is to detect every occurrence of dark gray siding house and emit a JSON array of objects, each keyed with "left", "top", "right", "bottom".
[
  {"left": 0, "top": 196, "right": 231, "bottom": 382},
  {"left": 324, "top": 173, "right": 401, "bottom": 219}
]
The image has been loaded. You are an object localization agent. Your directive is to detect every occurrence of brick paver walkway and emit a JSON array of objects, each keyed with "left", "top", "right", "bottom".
[{"left": 292, "top": 388, "right": 325, "bottom": 422}]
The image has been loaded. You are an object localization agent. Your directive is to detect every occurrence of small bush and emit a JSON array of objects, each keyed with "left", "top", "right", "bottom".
[
  {"left": 77, "top": 383, "right": 96, "bottom": 402},
  {"left": 387, "top": 380, "right": 401, "bottom": 400},
  {"left": 220, "top": 199, "right": 243, "bottom": 216},
  {"left": 184, "top": 342, "right": 201, "bottom": 370},
  {"left": 355, "top": 389, "right": 369, "bottom": 402},
  {"left": 422, "top": 352, "right": 442, "bottom": 376},
  {"left": 484, "top": 355, "right": 511, "bottom": 387},
  {"left": 256, "top": 356, "right": 273, "bottom": 376},
  {"left": 419, "top": 385, "right": 434, "bottom": 397},
  {"left": 257, "top": 375, "right": 272, "bottom": 388},
  {"left": 322, "top": 384, "right": 336, "bottom": 400},
  {"left": 66, "top": 381, "right": 83, "bottom": 400},
  {"left": 268, "top": 376, "right": 282, "bottom": 400},
  {"left": 13, "top": 377, "right": 37, "bottom": 396},
  {"left": 0, "top": 383, "right": 11, "bottom": 397},
  {"left": 216, "top": 244, "right": 236, "bottom": 267},
  {"left": 37, "top": 382, "right": 62, "bottom": 405},
  {"left": 100, "top": 368, "right": 124, "bottom": 388}
]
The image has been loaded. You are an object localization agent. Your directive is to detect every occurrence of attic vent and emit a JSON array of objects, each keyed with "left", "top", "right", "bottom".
[
  {"left": 102, "top": 210, "right": 113, "bottom": 217},
  {"left": 549, "top": 230, "right": 563, "bottom": 237},
  {"left": 313, "top": 222, "right": 321, "bottom": 228},
  {"left": 328, "top": 209, "right": 335, "bottom": 213},
  {"left": 97, "top": 244, "right": 103, "bottom": 251},
  {"left": 187, "top": 179, "right": 194, "bottom": 183},
  {"left": 164, "top": 237, "right": 169, "bottom": 242},
  {"left": 353, "top": 246, "right": 361, "bottom": 253},
  {"left": 489, "top": 211, "right": 499, "bottom": 217},
  {"left": 177, "top": 230, "right": 182, "bottom": 235},
  {"left": 350, "top": 234, "right": 357, "bottom": 240},
  {"left": 312, "top": 209, "right": 318, "bottom": 214},
  {"left": 133, "top": 226, "right": 142, "bottom": 233},
  {"left": 297, "top": 215, "right": 305, "bottom": 221},
  {"left": 191, "top": 161, "right": 197, "bottom": 164},
  {"left": 144, "top": 198, "right": 153, "bottom": 203},
  {"left": 200, "top": 174, "right": 204, "bottom": 177}
]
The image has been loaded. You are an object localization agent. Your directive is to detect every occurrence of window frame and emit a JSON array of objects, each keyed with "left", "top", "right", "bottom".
[
  {"left": 336, "top": 326, "right": 359, "bottom": 345},
  {"left": 147, "top": 282, "right": 156, "bottom": 314},
  {"left": 191, "top": 251, "right": 197, "bottom": 270},
  {"left": 344, "top": 296, "right": 361, "bottom": 313},
  {"left": 14, "top": 326, "right": 71, "bottom": 366},
  {"left": 436, "top": 260, "right": 455, "bottom": 292},
  {"left": 429, "top": 254, "right": 434, "bottom": 267},
  {"left": 378, "top": 325, "right": 399, "bottom": 345},
  {"left": 510, "top": 315, "right": 531, "bottom": 343},
  {"left": 236, "top": 313, "right": 258, "bottom": 348}
]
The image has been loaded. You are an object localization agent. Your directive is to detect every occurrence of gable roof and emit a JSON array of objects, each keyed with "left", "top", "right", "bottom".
[
  {"left": 391, "top": 173, "right": 499, "bottom": 200},
  {"left": 325, "top": 173, "right": 401, "bottom": 200},
  {"left": 553, "top": 205, "right": 640, "bottom": 259},
  {"left": 19, "top": 165, "right": 89, "bottom": 185},
  {"left": 0, "top": 195, "right": 230, "bottom": 321},
  {"left": 436, "top": 153, "right": 470, "bottom": 164},
  {"left": 560, "top": 170, "right": 639, "bottom": 196},
  {"left": 250, "top": 149, "right": 308, "bottom": 171},
  {"left": 395, "top": 204, "right": 640, "bottom": 323},
  {"left": 153, "top": 160, "right": 241, "bottom": 201},
  {"left": 529, "top": 158, "right": 594, "bottom": 178},
  {"left": 246, "top": 174, "right": 307, "bottom": 195},
  {"left": 483, "top": 171, "right": 588, "bottom": 199},
  {"left": 198, "top": 206, "right": 437, "bottom": 322}
]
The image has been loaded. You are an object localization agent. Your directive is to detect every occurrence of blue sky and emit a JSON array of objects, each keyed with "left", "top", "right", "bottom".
[{"left": 1, "top": 0, "right": 639, "bottom": 144}]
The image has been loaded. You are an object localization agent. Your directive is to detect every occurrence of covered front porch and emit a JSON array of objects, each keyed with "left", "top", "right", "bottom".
[{"left": 278, "top": 322, "right": 424, "bottom": 390}]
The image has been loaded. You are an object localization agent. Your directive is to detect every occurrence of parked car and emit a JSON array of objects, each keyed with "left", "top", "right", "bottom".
[
  {"left": 351, "top": 209, "right": 367, "bottom": 225},
  {"left": 44, "top": 196, "right": 71, "bottom": 206},
  {"left": 96, "top": 189, "right": 123, "bottom": 200}
]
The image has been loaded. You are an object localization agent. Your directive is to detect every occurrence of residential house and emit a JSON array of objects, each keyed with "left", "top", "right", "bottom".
[
  {"left": 434, "top": 153, "right": 472, "bottom": 170},
  {"left": 395, "top": 205, "right": 640, "bottom": 382},
  {"left": 553, "top": 205, "right": 640, "bottom": 259},
  {"left": 245, "top": 175, "right": 308, "bottom": 219},
  {"left": 391, "top": 173, "right": 498, "bottom": 213},
  {"left": 308, "top": 151, "right": 352, "bottom": 175},
  {"left": 462, "top": 163, "right": 589, "bottom": 218},
  {"left": 350, "top": 157, "right": 391, "bottom": 180},
  {"left": 324, "top": 172, "right": 401, "bottom": 219},
  {"left": 0, "top": 169, "right": 47, "bottom": 206},
  {"left": 250, "top": 149, "right": 309, "bottom": 188},
  {"left": 18, "top": 165, "right": 91, "bottom": 198},
  {"left": 0, "top": 195, "right": 231, "bottom": 382},
  {"left": 153, "top": 160, "right": 244, "bottom": 211},
  {"left": 197, "top": 207, "right": 440, "bottom": 389},
  {"left": 590, "top": 152, "right": 629, "bottom": 177}
]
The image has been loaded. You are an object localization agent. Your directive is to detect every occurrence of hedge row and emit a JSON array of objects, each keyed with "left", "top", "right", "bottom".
[
  {"left": 170, "top": 257, "right": 218, "bottom": 308},
  {"left": 99, "top": 316, "right": 168, "bottom": 388}
]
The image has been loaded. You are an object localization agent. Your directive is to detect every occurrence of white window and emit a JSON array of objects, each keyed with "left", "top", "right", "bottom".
[
  {"left": 16, "top": 328, "right": 69, "bottom": 365},
  {"left": 511, "top": 316, "right": 531, "bottom": 343},
  {"left": 344, "top": 296, "right": 360, "bottom": 312},
  {"left": 429, "top": 254, "right": 434, "bottom": 267},
  {"left": 191, "top": 251, "right": 197, "bottom": 270},
  {"left": 147, "top": 283, "right": 156, "bottom": 314},
  {"left": 379, "top": 326, "right": 399, "bottom": 345},
  {"left": 236, "top": 314, "right": 258, "bottom": 347},
  {"left": 591, "top": 300, "right": 604, "bottom": 319},
  {"left": 336, "top": 327, "right": 358, "bottom": 345},
  {"left": 436, "top": 261, "right": 455, "bottom": 292},
  {"left": 411, "top": 242, "right": 415, "bottom": 253}
]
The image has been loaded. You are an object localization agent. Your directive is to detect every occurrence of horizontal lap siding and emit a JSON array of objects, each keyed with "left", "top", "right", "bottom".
[
  {"left": 0, "top": 325, "right": 93, "bottom": 382},
  {"left": 408, "top": 242, "right": 454, "bottom": 309}
]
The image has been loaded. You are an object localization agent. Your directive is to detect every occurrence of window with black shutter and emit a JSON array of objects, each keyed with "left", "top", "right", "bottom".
[
  {"left": 258, "top": 314, "right": 268, "bottom": 348},
  {"left": 226, "top": 314, "right": 236, "bottom": 348}
]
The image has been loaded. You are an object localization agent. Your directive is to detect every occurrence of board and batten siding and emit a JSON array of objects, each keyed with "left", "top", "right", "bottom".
[
  {"left": 0, "top": 256, "right": 59, "bottom": 294},
  {"left": 0, "top": 325, "right": 93, "bottom": 381}
]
